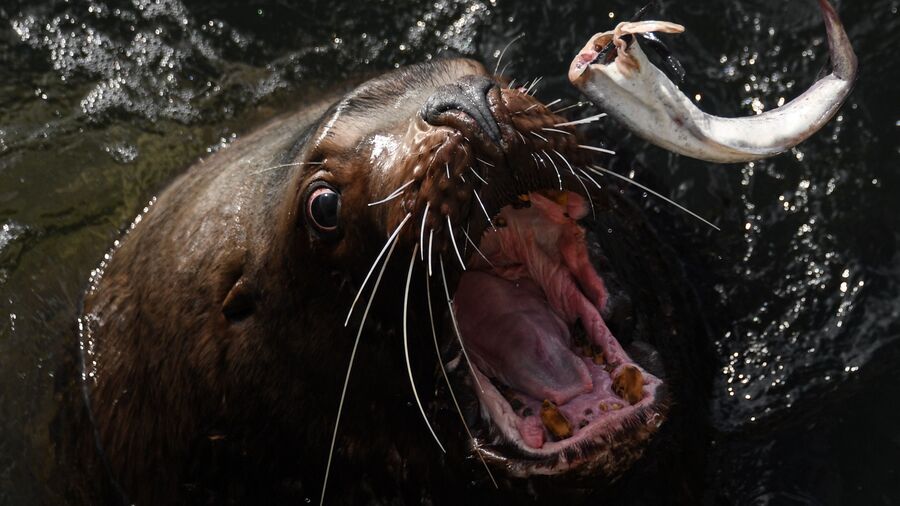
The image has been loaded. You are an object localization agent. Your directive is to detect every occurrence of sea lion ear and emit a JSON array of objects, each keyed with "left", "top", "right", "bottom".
[
  {"left": 222, "top": 277, "right": 254, "bottom": 322},
  {"left": 220, "top": 251, "right": 254, "bottom": 322}
]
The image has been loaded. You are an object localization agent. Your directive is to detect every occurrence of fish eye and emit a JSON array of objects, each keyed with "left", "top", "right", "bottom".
[{"left": 306, "top": 183, "right": 341, "bottom": 234}]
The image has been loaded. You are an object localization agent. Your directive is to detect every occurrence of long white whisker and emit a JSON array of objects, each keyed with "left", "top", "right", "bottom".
[
  {"left": 251, "top": 161, "right": 323, "bottom": 175},
  {"left": 551, "top": 101, "right": 586, "bottom": 114},
  {"left": 577, "top": 167, "right": 603, "bottom": 193},
  {"left": 555, "top": 114, "right": 607, "bottom": 127},
  {"left": 551, "top": 149, "right": 595, "bottom": 216},
  {"left": 530, "top": 131, "right": 549, "bottom": 143},
  {"left": 572, "top": 171, "right": 596, "bottom": 218},
  {"left": 462, "top": 228, "right": 495, "bottom": 268},
  {"left": 588, "top": 165, "right": 721, "bottom": 231},
  {"left": 473, "top": 190, "right": 497, "bottom": 232},
  {"left": 446, "top": 216, "right": 467, "bottom": 271},
  {"left": 344, "top": 213, "right": 412, "bottom": 326},
  {"left": 368, "top": 180, "right": 415, "bottom": 207},
  {"left": 469, "top": 167, "right": 488, "bottom": 186},
  {"left": 320, "top": 231, "right": 402, "bottom": 506},
  {"left": 525, "top": 76, "right": 543, "bottom": 95},
  {"left": 424, "top": 271, "right": 498, "bottom": 488},
  {"left": 579, "top": 144, "right": 617, "bottom": 155},
  {"left": 475, "top": 157, "right": 495, "bottom": 167},
  {"left": 428, "top": 229, "right": 435, "bottom": 277},
  {"left": 445, "top": 162, "right": 451, "bottom": 179},
  {"left": 403, "top": 244, "right": 446, "bottom": 453},
  {"left": 540, "top": 151, "right": 563, "bottom": 190},
  {"left": 541, "top": 127, "right": 573, "bottom": 136},
  {"left": 463, "top": 221, "right": 470, "bottom": 257},
  {"left": 514, "top": 103, "right": 540, "bottom": 115},
  {"left": 493, "top": 33, "right": 525, "bottom": 76},
  {"left": 543, "top": 98, "right": 562, "bottom": 109},
  {"left": 439, "top": 256, "right": 485, "bottom": 395},
  {"left": 551, "top": 148, "right": 575, "bottom": 173},
  {"left": 507, "top": 78, "right": 517, "bottom": 90},
  {"left": 497, "top": 61, "right": 512, "bottom": 79},
  {"left": 419, "top": 202, "right": 430, "bottom": 261}
]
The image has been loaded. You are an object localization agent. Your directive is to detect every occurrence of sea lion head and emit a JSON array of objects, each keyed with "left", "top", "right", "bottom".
[{"left": 276, "top": 57, "right": 670, "bottom": 483}]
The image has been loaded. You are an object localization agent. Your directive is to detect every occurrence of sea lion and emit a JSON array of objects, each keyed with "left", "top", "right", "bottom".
[
  {"left": 75, "top": 57, "right": 689, "bottom": 505},
  {"left": 74, "top": 1, "right": 856, "bottom": 503}
]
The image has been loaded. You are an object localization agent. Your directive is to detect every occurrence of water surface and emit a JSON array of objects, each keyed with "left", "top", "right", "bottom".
[{"left": 1, "top": 0, "right": 898, "bottom": 503}]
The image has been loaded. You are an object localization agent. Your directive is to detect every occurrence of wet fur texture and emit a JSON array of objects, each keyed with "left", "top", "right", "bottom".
[{"left": 65, "top": 60, "right": 713, "bottom": 504}]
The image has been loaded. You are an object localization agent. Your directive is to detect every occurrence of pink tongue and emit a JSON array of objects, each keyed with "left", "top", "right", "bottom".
[{"left": 454, "top": 271, "right": 593, "bottom": 405}]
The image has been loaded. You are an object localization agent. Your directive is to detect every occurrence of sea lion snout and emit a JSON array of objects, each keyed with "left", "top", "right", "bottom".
[{"left": 421, "top": 74, "right": 503, "bottom": 148}]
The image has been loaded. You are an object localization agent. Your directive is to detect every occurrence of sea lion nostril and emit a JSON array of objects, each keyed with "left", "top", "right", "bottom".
[{"left": 421, "top": 75, "right": 502, "bottom": 145}]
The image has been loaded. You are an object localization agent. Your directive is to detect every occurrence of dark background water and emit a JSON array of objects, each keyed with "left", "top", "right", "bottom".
[{"left": 0, "top": 0, "right": 898, "bottom": 504}]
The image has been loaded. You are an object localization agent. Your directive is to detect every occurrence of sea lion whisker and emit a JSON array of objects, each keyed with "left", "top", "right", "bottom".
[
  {"left": 515, "top": 130, "right": 528, "bottom": 144},
  {"left": 368, "top": 180, "right": 415, "bottom": 207},
  {"left": 428, "top": 229, "right": 435, "bottom": 277},
  {"left": 344, "top": 213, "right": 413, "bottom": 327},
  {"left": 493, "top": 32, "right": 525, "bottom": 76},
  {"left": 588, "top": 165, "right": 721, "bottom": 231},
  {"left": 544, "top": 98, "right": 563, "bottom": 109},
  {"left": 250, "top": 161, "right": 323, "bottom": 175},
  {"left": 525, "top": 76, "right": 543, "bottom": 95},
  {"left": 473, "top": 190, "right": 497, "bottom": 232},
  {"left": 446, "top": 216, "right": 467, "bottom": 271},
  {"left": 321, "top": 231, "right": 403, "bottom": 506},
  {"left": 439, "top": 256, "right": 485, "bottom": 395},
  {"left": 541, "top": 127, "right": 574, "bottom": 136},
  {"left": 424, "top": 270, "right": 498, "bottom": 488},
  {"left": 576, "top": 167, "right": 604, "bottom": 193},
  {"left": 419, "top": 202, "right": 430, "bottom": 261},
  {"left": 463, "top": 221, "right": 470, "bottom": 257},
  {"left": 497, "top": 61, "right": 512, "bottom": 80},
  {"left": 459, "top": 173, "right": 466, "bottom": 183},
  {"left": 573, "top": 172, "right": 597, "bottom": 218},
  {"left": 469, "top": 167, "right": 488, "bottom": 186},
  {"left": 475, "top": 157, "right": 495, "bottom": 168},
  {"left": 555, "top": 114, "right": 607, "bottom": 127},
  {"left": 530, "top": 131, "right": 550, "bottom": 143},
  {"left": 551, "top": 101, "right": 586, "bottom": 114},
  {"left": 403, "top": 244, "right": 447, "bottom": 453},
  {"left": 445, "top": 162, "right": 451, "bottom": 179},
  {"left": 578, "top": 144, "right": 617, "bottom": 155},
  {"left": 513, "top": 103, "right": 540, "bottom": 115},
  {"left": 552, "top": 149, "right": 595, "bottom": 216},
  {"left": 462, "top": 228, "right": 495, "bottom": 269},
  {"left": 539, "top": 151, "right": 563, "bottom": 191},
  {"left": 507, "top": 78, "right": 517, "bottom": 90}
]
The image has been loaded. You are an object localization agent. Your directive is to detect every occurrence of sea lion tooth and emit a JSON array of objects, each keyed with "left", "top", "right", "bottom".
[
  {"left": 540, "top": 400, "right": 572, "bottom": 439},
  {"left": 613, "top": 365, "right": 644, "bottom": 405}
]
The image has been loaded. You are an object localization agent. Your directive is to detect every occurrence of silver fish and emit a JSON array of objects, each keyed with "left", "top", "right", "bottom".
[{"left": 568, "top": 0, "right": 857, "bottom": 164}]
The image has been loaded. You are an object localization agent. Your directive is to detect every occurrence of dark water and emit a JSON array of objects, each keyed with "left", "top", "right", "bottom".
[{"left": 0, "top": 0, "right": 898, "bottom": 504}]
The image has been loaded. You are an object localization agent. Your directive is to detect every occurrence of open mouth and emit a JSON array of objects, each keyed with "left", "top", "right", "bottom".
[{"left": 449, "top": 188, "right": 666, "bottom": 476}]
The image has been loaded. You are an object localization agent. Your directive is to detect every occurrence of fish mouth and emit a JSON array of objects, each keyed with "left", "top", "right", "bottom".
[{"left": 447, "top": 189, "right": 667, "bottom": 477}]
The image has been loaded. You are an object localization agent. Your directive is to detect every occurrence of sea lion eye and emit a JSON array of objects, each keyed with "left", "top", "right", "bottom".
[{"left": 306, "top": 184, "right": 341, "bottom": 233}]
